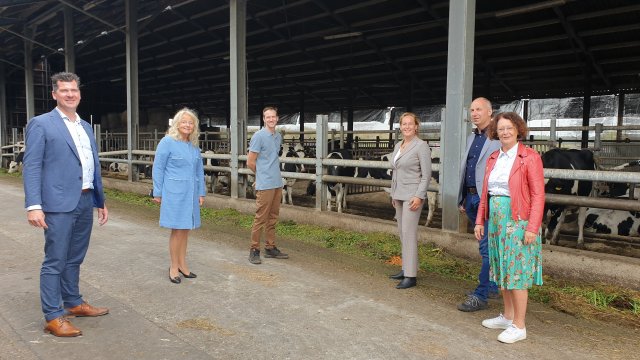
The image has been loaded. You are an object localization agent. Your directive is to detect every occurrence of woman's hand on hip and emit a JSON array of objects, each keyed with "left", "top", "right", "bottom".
[
  {"left": 409, "top": 196, "right": 423, "bottom": 211},
  {"left": 524, "top": 231, "right": 537, "bottom": 245},
  {"left": 474, "top": 225, "right": 484, "bottom": 241}
]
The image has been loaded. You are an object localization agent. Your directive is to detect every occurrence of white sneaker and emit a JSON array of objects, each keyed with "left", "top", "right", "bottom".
[
  {"left": 481, "top": 313, "right": 513, "bottom": 329},
  {"left": 497, "top": 324, "right": 527, "bottom": 344}
]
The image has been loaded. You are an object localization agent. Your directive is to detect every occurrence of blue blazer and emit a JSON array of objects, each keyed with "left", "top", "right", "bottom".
[{"left": 23, "top": 109, "right": 105, "bottom": 212}]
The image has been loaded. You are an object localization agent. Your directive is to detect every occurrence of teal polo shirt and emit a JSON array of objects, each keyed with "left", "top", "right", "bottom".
[{"left": 249, "top": 128, "right": 283, "bottom": 190}]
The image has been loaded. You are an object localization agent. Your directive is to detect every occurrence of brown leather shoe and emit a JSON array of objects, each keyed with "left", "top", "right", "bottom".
[
  {"left": 66, "top": 302, "right": 109, "bottom": 317},
  {"left": 44, "top": 317, "right": 82, "bottom": 337}
]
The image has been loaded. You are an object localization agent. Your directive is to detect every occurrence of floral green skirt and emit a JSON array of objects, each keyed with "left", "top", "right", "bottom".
[{"left": 488, "top": 196, "right": 543, "bottom": 290}]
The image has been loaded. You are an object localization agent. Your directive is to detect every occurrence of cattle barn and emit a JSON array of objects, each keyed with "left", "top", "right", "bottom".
[{"left": 1, "top": 1, "right": 640, "bottom": 254}]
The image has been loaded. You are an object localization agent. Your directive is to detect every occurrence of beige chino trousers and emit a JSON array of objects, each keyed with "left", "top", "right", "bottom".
[{"left": 250, "top": 188, "right": 282, "bottom": 251}]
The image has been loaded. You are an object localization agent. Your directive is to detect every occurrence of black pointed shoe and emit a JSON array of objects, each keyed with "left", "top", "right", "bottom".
[
  {"left": 396, "top": 277, "right": 416, "bottom": 289},
  {"left": 179, "top": 269, "right": 197, "bottom": 278},
  {"left": 169, "top": 268, "right": 181, "bottom": 284},
  {"left": 389, "top": 270, "right": 405, "bottom": 280}
]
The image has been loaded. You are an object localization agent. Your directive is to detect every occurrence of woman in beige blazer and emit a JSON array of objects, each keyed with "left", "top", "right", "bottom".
[{"left": 389, "top": 112, "right": 432, "bottom": 289}]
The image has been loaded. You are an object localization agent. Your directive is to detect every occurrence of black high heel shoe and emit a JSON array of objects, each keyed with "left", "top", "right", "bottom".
[
  {"left": 169, "top": 268, "right": 181, "bottom": 284},
  {"left": 179, "top": 269, "right": 197, "bottom": 279},
  {"left": 396, "top": 277, "right": 416, "bottom": 289},
  {"left": 389, "top": 270, "right": 404, "bottom": 280}
]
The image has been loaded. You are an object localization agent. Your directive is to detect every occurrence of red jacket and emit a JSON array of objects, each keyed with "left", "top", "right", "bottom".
[{"left": 476, "top": 142, "right": 546, "bottom": 234}]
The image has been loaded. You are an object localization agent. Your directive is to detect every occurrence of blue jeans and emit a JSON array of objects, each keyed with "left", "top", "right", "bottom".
[{"left": 464, "top": 193, "right": 499, "bottom": 302}]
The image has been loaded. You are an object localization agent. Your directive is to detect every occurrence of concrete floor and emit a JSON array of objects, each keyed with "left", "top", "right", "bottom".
[{"left": 0, "top": 176, "right": 637, "bottom": 360}]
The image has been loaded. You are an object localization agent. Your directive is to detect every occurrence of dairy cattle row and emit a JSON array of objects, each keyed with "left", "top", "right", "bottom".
[
  {"left": 541, "top": 148, "right": 596, "bottom": 248},
  {"left": 542, "top": 148, "right": 640, "bottom": 247}
]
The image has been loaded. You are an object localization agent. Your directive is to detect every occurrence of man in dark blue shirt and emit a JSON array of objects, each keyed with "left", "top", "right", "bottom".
[{"left": 457, "top": 97, "right": 501, "bottom": 312}]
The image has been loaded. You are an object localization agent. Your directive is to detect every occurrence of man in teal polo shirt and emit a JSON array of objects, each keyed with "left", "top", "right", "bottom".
[{"left": 247, "top": 106, "right": 289, "bottom": 264}]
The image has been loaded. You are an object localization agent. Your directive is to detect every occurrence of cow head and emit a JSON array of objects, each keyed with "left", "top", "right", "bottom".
[
  {"left": 286, "top": 144, "right": 306, "bottom": 172},
  {"left": 8, "top": 161, "right": 21, "bottom": 174}
]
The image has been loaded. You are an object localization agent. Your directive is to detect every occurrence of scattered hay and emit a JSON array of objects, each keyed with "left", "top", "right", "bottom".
[
  {"left": 545, "top": 286, "right": 640, "bottom": 328},
  {"left": 177, "top": 318, "right": 236, "bottom": 336},
  {"left": 385, "top": 255, "right": 402, "bottom": 266},
  {"left": 222, "top": 262, "right": 279, "bottom": 286}
]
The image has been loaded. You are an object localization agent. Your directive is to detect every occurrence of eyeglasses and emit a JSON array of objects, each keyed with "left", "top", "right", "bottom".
[{"left": 497, "top": 127, "right": 515, "bottom": 133}]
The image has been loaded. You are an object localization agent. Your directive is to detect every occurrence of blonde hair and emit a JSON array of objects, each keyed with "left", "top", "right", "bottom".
[
  {"left": 399, "top": 112, "right": 420, "bottom": 134},
  {"left": 167, "top": 107, "right": 200, "bottom": 146}
]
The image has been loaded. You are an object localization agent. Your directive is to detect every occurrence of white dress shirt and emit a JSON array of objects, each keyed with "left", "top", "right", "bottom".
[
  {"left": 487, "top": 144, "right": 518, "bottom": 197},
  {"left": 57, "top": 108, "right": 95, "bottom": 190}
]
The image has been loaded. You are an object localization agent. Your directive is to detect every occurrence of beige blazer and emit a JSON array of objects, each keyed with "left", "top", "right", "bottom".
[{"left": 390, "top": 138, "right": 431, "bottom": 201}]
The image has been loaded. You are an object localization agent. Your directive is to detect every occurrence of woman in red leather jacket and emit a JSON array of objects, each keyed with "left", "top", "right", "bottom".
[{"left": 474, "top": 112, "right": 545, "bottom": 344}]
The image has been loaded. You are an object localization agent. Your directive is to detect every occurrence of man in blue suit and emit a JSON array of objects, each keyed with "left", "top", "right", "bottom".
[
  {"left": 23, "top": 72, "right": 109, "bottom": 337},
  {"left": 457, "top": 97, "right": 501, "bottom": 312}
]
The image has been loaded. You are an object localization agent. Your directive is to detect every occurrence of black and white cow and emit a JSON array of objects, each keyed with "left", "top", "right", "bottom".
[
  {"left": 424, "top": 146, "right": 440, "bottom": 227},
  {"left": 325, "top": 149, "right": 355, "bottom": 213},
  {"left": 8, "top": 150, "right": 24, "bottom": 174},
  {"left": 281, "top": 143, "right": 306, "bottom": 205},
  {"left": 585, "top": 208, "right": 640, "bottom": 237},
  {"left": 203, "top": 150, "right": 228, "bottom": 193},
  {"left": 541, "top": 148, "right": 596, "bottom": 248},
  {"left": 597, "top": 160, "right": 640, "bottom": 199},
  {"left": 135, "top": 155, "right": 153, "bottom": 179},
  {"left": 586, "top": 175, "right": 640, "bottom": 237},
  {"left": 108, "top": 162, "right": 129, "bottom": 175},
  {"left": 597, "top": 181, "right": 639, "bottom": 200}
]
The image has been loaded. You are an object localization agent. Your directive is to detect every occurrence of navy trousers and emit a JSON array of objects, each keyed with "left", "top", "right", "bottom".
[
  {"left": 464, "top": 193, "right": 499, "bottom": 302},
  {"left": 41, "top": 191, "right": 94, "bottom": 321}
]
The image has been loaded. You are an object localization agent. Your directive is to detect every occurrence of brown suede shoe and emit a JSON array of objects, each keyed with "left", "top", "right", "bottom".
[
  {"left": 44, "top": 317, "right": 82, "bottom": 337},
  {"left": 66, "top": 302, "right": 109, "bottom": 317}
]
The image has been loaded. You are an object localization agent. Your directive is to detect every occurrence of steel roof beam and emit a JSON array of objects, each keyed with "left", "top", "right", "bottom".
[
  {"left": 553, "top": 7, "right": 610, "bottom": 88},
  {"left": 247, "top": 6, "right": 383, "bottom": 107},
  {"left": 56, "top": 0, "right": 125, "bottom": 34},
  {"left": 167, "top": 5, "right": 332, "bottom": 111}
]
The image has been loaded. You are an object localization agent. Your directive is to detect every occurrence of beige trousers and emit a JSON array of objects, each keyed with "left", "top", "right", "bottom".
[{"left": 250, "top": 188, "right": 282, "bottom": 250}]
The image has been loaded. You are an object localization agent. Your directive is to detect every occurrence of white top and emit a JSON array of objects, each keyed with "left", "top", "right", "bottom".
[
  {"left": 487, "top": 145, "right": 518, "bottom": 197},
  {"left": 393, "top": 148, "right": 402, "bottom": 165},
  {"left": 57, "top": 107, "right": 95, "bottom": 190}
]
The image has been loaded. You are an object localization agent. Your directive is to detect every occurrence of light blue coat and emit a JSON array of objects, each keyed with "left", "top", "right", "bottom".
[{"left": 153, "top": 136, "right": 205, "bottom": 229}]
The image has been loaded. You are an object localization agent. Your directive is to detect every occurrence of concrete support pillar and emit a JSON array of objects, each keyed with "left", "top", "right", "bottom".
[
  {"left": 616, "top": 93, "right": 624, "bottom": 142},
  {"left": 442, "top": 0, "right": 476, "bottom": 232},
  {"left": 299, "top": 90, "right": 305, "bottom": 143},
  {"left": 0, "top": 63, "right": 6, "bottom": 147},
  {"left": 24, "top": 27, "right": 35, "bottom": 122},
  {"left": 230, "top": 0, "right": 248, "bottom": 199},
  {"left": 126, "top": 0, "right": 139, "bottom": 182},
  {"left": 315, "top": 115, "right": 328, "bottom": 210},
  {"left": 63, "top": 6, "right": 75, "bottom": 73}
]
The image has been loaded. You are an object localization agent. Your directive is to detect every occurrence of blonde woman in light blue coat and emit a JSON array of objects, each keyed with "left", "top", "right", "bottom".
[
  {"left": 153, "top": 108, "right": 206, "bottom": 284},
  {"left": 389, "top": 112, "right": 431, "bottom": 289}
]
